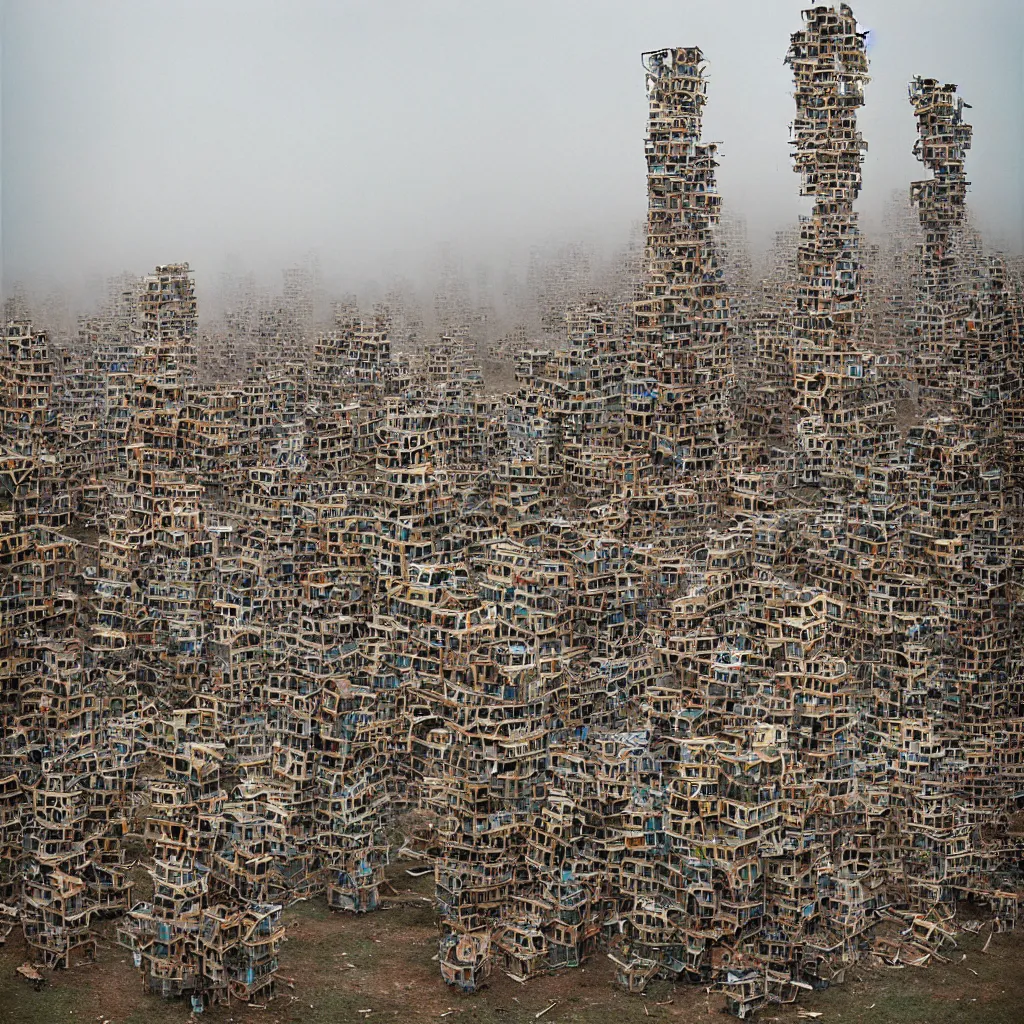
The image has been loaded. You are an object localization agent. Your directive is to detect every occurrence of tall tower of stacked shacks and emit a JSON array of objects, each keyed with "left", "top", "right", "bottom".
[
  {"left": 0, "top": 321, "right": 102, "bottom": 971},
  {"left": 0, "top": 322, "right": 63, "bottom": 526},
  {"left": 909, "top": 77, "right": 1020, "bottom": 428},
  {"left": 785, "top": 5, "right": 897, "bottom": 488},
  {"left": 907, "top": 77, "right": 972, "bottom": 394},
  {"left": 136, "top": 263, "right": 198, "bottom": 385},
  {"left": 633, "top": 48, "right": 734, "bottom": 495}
]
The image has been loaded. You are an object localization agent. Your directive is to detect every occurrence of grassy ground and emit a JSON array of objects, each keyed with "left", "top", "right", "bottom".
[{"left": 1, "top": 867, "right": 1022, "bottom": 1024}]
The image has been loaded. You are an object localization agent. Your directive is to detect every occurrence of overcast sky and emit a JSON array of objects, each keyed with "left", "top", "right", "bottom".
[{"left": 2, "top": 0, "right": 1022, "bottom": 297}]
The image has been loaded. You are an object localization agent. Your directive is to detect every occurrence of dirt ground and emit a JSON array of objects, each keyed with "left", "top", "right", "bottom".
[{"left": 2, "top": 864, "right": 1023, "bottom": 1024}]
